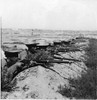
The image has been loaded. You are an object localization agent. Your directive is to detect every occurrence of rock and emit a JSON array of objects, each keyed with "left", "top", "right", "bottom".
[
  {"left": 1, "top": 58, "right": 7, "bottom": 69},
  {"left": 3, "top": 66, "right": 67, "bottom": 99},
  {"left": 0, "top": 48, "right": 6, "bottom": 59},
  {"left": 0, "top": 48, "right": 7, "bottom": 68}
]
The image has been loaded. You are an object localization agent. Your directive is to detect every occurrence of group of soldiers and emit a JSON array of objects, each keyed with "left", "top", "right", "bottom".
[{"left": 1, "top": 39, "right": 81, "bottom": 91}]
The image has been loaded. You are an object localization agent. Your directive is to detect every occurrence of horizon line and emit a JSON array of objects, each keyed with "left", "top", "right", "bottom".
[{"left": 2, "top": 28, "right": 97, "bottom": 32}]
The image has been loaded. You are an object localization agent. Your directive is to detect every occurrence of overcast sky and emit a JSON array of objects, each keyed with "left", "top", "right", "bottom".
[{"left": 0, "top": 0, "right": 97, "bottom": 30}]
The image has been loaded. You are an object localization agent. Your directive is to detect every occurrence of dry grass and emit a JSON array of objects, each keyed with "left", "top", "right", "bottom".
[{"left": 58, "top": 38, "right": 97, "bottom": 99}]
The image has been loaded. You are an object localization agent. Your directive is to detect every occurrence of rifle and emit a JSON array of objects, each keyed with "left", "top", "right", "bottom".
[
  {"left": 53, "top": 55, "right": 81, "bottom": 62},
  {"left": 57, "top": 47, "right": 81, "bottom": 52},
  {"left": 34, "top": 59, "right": 73, "bottom": 64}
]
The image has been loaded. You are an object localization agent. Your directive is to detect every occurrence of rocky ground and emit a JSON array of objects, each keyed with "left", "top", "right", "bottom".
[{"left": 1, "top": 30, "right": 96, "bottom": 99}]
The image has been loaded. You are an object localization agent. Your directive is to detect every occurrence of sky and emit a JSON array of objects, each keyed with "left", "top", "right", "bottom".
[{"left": 0, "top": 0, "right": 97, "bottom": 30}]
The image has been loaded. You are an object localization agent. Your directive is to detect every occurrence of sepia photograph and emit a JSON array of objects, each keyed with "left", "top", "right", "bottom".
[{"left": 0, "top": 0, "right": 97, "bottom": 99}]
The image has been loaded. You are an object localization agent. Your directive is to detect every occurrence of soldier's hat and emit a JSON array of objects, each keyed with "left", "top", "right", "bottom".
[
  {"left": 4, "top": 49, "right": 22, "bottom": 58},
  {"left": 36, "top": 39, "right": 49, "bottom": 47},
  {"left": 53, "top": 40, "right": 61, "bottom": 45},
  {"left": 25, "top": 43, "right": 39, "bottom": 50},
  {"left": 61, "top": 40, "right": 71, "bottom": 45},
  {"left": 2, "top": 43, "right": 24, "bottom": 57}
]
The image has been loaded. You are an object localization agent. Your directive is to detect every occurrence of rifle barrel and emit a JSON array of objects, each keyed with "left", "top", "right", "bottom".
[
  {"left": 36, "top": 60, "right": 73, "bottom": 64},
  {"left": 53, "top": 55, "right": 81, "bottom": 62}
]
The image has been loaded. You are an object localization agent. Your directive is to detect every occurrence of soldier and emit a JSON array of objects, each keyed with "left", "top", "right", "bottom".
[{"left": 1, "top": 44, "right": 29, "bottom": 91}]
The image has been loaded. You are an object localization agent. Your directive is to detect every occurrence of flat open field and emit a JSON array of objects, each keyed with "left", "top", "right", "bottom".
[{"left": 2, "top": 29, "right": 97, "bottom": 43}]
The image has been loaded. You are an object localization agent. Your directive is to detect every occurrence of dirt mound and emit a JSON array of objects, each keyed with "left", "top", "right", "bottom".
[
  {"left": 2, "top": 48, "right": 86, "bottom": 99},
  {"left": 1, "top": 36, "right": 89, "bottom": 99}
]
